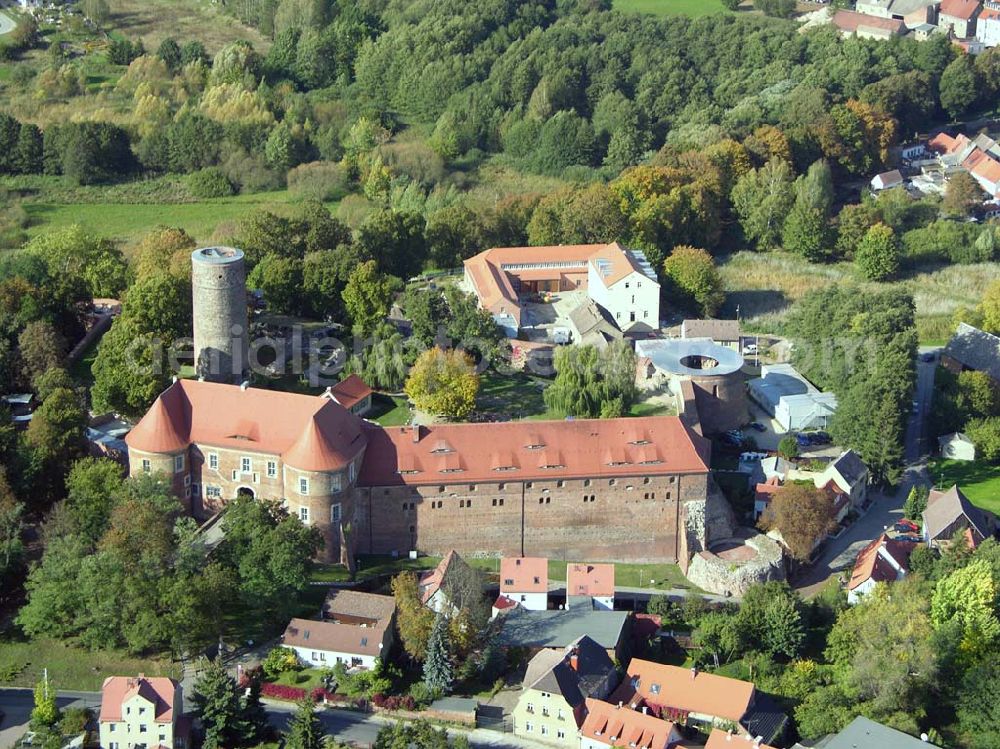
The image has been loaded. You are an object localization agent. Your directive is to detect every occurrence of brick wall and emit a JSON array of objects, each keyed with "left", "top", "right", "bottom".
[{"left": 352, "top": 471, "right": 710, "bottom": 563}]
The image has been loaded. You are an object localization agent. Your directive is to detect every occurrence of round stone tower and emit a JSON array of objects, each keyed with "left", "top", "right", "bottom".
[{"left": 191, "top": 247, "right": 249, "bottom": 384}]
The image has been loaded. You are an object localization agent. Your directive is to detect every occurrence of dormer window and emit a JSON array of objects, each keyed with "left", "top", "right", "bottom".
[{"left": 431, "top": 440, "right": 454, "bottom": 454}]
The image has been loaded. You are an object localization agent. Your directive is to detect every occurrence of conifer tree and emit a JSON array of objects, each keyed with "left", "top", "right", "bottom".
[
  {"left": 284, "top": 698, "right": 324, "bottom": 749},
  {"left": 193, "top": 658, "right": 245, "bottom": 749},
  {"left": 423, "top": 611, "right": 454, "bottom": 694}
]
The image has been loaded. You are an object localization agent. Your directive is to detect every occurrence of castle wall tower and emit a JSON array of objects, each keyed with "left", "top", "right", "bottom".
[{"left": 191, "top": 247, "right": 249, "bottom": 383}]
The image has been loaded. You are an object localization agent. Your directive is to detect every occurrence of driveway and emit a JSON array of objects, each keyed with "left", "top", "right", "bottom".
[{"left": 793, "top": 349, "right": 938, "bottom": 597}]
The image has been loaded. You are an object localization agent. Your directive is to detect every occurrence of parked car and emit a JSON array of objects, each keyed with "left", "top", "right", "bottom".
[
  {"left": 919, "top": 352, "right": 936, "bottom": 363},
  {"left": 896, "top": 534, "right": 923, "bottom": 543},
  {"left": 894, "top": 519, "right": 919, "bottom": 533},
  {"left": 721, "top": 432, "right": 744, "bottom": 447},
  {"left": 796, "top": 433, "right": 813, "bottom": 447},
  {"left": 810, "top": 431, "right": 832, "bottom": 445},
  {"left": 742, "top": 343, "right": 758, "bottom": 355},
  {"left": 747, "top": 422, "right": 767, "bottom": 433}
]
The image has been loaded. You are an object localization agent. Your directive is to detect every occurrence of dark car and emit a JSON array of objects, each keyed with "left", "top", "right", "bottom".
[
  {"left": 896, "top": 534, "right": 923, "bottom": 543},
  {"left": 894, "top": 519, "right": 919, "bottom": 533},
  {"left": 721, "top": 433, "right": 743, "bottom": 447},
  {"left": 919, "top": 352, "right": 936, "bottom": 363},
  {"left": 810, "top": 431, "right": 832, "bottom": 445},
  {"left": 796, "top": 433, "right": 813, "bottom": 447},
  {"left": 748, "top": 422, "right": 767, "bottom": 433}
]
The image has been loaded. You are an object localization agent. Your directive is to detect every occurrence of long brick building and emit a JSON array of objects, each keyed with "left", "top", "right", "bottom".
[{"left": 125, "top": 380, "right": 716, "bottom": 566}]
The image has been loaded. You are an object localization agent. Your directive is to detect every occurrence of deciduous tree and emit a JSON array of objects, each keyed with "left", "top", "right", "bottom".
[
  {"left": 404, "top": 348, "right": 479, "bottom": 420},
  {"left": 854, "top": 223, "right": 899, "bottom": 281},
  {"left": 662, "top": 246, "right": 724, "bottom": 316},
  {"left": 392, "top": 571, "right": 435, "bottom": 661},
  {"left": 758, "top": 483, "right": 835, "bottom": 562}
]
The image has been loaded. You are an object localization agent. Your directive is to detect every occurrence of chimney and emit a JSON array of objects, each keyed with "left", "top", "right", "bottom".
[
  {"left": 569, "top": 650, "right": 579, "bottom": 671},
  {"left": 617, "top": 701, "right": 623, "bottom": 709},
  {"left": 641, "top": 706, "right": 648, "bottom": 715},
  {"left": 240, "top": 380, "right": 250, "bottom": 391},
  {"left": 753, "top": 738, "right": 763, "bottom": 747},
  {"left": 690, "top": 666, "right": 698, "bottom": 680},
  {"left": 412, "top": 424, "right": 422, "bottom": 443}
]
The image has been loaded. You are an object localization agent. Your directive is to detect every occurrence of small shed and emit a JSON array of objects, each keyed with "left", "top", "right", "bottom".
[
  {"left": 870, "top": 170, "right": 904, "bottom": 191},
  {"left": 939, "top": 431, "right": 976, "bottom": 462}
]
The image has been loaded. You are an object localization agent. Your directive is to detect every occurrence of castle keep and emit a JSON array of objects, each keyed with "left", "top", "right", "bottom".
[{"left": 124, "top": 380, "right": 715, "bottom": 566}]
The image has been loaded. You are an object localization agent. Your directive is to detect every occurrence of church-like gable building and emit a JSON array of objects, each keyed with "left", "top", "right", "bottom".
[{"left": 126, "top": 380, "right": 716, "bottom": 566}]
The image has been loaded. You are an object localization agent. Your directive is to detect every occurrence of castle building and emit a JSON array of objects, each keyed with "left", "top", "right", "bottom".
[{"left": 125, "top": 380, "right": 713, "bottom": 566}]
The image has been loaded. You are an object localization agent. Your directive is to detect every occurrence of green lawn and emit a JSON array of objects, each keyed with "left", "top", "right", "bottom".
[
  {"left": 369, "top": 393, "right": 411, "bottom": 426},
  {"left": 613, "top": 0, "right": 729, "bottom": 16},
  {"left": 928, "top": 458, "right": 1000, "bottom": 515},
  {"left": 0, "top": 637, "right": 180, "bottom": 692},
  {"left": 269, "top": 667, "right": 328, "bottom": 691},
  {"left": 477, "top": 370, "right": 550, "bottom": 420},
  {"left": 547, "top": 560, "right": 696, "bottom": 591},
  {"left": 70, "top": 335, "right": 102, "bottom": 387}
]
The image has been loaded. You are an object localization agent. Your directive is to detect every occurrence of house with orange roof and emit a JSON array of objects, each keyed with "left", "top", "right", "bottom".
[
  {"left": 610, "top": 659, "right": 787, "bottom": 745},
  {"left": 940, "top": 0, "right": 982, "bottom": 37},
  {"left": 566, "top": 563, "right": 615, "bottom": 611},
  {"left": 977, "top": 4, "right": 1000, "bottom": 46},
  {"left": 501, "top": 557, "right": 549, "bottom": 610},
  {"left": 704, "top": 728, "right": 777, "bottom": 749},
  {"left": 580, "top": 698, "right": 682, "bottom": 749},
  {"left": 462, "top": 242, "right": 659, "bottom": 337},
  {"left": 418, "top": 550, "right": 476, "bottom": 614},
  {"left": 99, "top": 674, "right": 188, "bottom": 749},
  {"left": 325, "top": 374, "right": 373, "bottom": 417},
  {"left": 847, "top": 533, "right": 916, "bottom": 604}
]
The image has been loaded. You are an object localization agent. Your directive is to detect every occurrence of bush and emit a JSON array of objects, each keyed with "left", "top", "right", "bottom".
[
  {"left": 287, "top": 161, "right": 350, "bottom": 202},
  {"left": 260, "top": 682, "right": 307, "bottom": 701},
  {"left": 408, "top": 681, "right": 439, "bottom": 707},
  {"left": 777, "top": 435, "right": 799, "bottom": 459},
  {"left": 59, "top": 707, "right": 90, "bottom": 735},
  {"left": 187, "top": 167, "right": 235, "bottom": 198},
  {"left": 261, "top": 646, "right": 300, "bottom": 681}
]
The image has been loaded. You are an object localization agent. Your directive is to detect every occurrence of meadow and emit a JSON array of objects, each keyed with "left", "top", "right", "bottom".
[{"left": 928, "top": 459, "right": 1000, "bottom": 515}]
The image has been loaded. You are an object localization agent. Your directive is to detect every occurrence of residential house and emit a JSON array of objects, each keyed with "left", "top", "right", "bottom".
[
  {"left": 322, "top": 589, "right": 396, "bottom": 628},
  {"left": 753, "top": 476, "right": 783, "bottom": 521},
  {"left": 501, "top": 556, "right": 549, "bottom": 611},
  {"left": 281, "top": 616, "right": 392, "bottom": 669},
  {"left": 939, "top": 0, "right": 981, "bottom": 37},
  {"left": 569, "top": 299, "right": 625, "bottom": 350},
  {"left": 832, "top": 9, "right": 907, "bottom": 38},
  {"left": 748, "top": 364, "right": 837, "bottom": 433},
  {"left": 580, "top": 699, "right": 683, "bottom": 749},
  {"left": 753, "top": 476, "right": 849, "bottom": 527},
  {"left": 962, "top": 147, "right": 1000, "bottom": 195},
  {"left": 463, "top": 242, "right": 659, "bottom": 336},
  {"left": 498, "top": 606, "right": 632, "bottom": 663},
  {"left": 705, "top": 728, "right": 777, "bottom": 749},
  {"left": 611, "top": 660, "right": 787, "bottom": 745},
  {"left": 870, "top": 169, "right": 904, "bottom": 190},
  {"left": 942, "top": 322, "right": 1000, "bottom": 383},
  {"left": 807, "top": 716, "right": 940, "bottom": 748},
  {"left": 818, "top": 450, "right": 870, "bottom": 510},
  {"left": 680, "top": 319, "right": 741, "bottom": 350},
  {"left": 847, "top": 533, "right": 916, "bottom": 604},
  {"left": 923, "top": 484, "right": 997, "bottom": 548},
  {"left": 418, "top": 549, "right": 475, "bottom": 614},
  {"left": 2, "top": 393, "right": 34, "bottom": 429},
  {"left": 325, "top": 374, "right": 373, "bottom": 417},
  {"left": 855, "top": 0, "right": 938, "bottom": 24},
  {"left": 99, "top": 675, "right": 188, "bottom": 749},
  {"left": 900, "top": 143, "right": 927, "bottom": 160},
  {"left": 566, "top": 563, "right": 615, "bottom": 611},
  {"left": 977, "top": 4, "right": 1000, "bottom": 47},
  {"left": 939, "top": 431, "right": 976, "bottom": 461},
  {"left": 513, "top": 636, "right": 619, "bottom": 746}
]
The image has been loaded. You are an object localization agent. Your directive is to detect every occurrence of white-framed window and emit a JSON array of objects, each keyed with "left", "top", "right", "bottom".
[
  {"left": 206, "top": 485, "right": 222, "bottom": 499},
  {"left": 139, "top": 725, "right": 147, "bottom": 734},
  {"left": 141, "top": 459, "right": 150, "bottom": 473},
  {"left": 109, "top": 725, "right": 116, "bottom": 733},
  {"left": 525, "top": 723, "right": 533, "bottom": 733},
  {"left": 348, "top": 462, "right": 356, "bottom": 483},
  {"left": 267, "top": 460, "right": 277, "bottom": 478},
  {"left": 159, "top": 734, "right": 166, "bottom": 743},
  {"left": 241, "top": 457, "right": 252, "bottom": 473},
  {"left": 540, "top": 726, "right": 548, "bottom": 736},
  {"left": 557, "top": 708, "right": 564, "bottom": 719},
  {"left": 208, "top": 453, "right": 218, "bottom": 470},
  {"left": 557, "top": 730, "right": 566, "bottom": 739},
  {"left": 299, "top": 506, "right": 310, "bottom": 523},
  {"left": 299, "top": 477, "right": 309, "bottom": 495},
  {"left": 174, "top": 455, "right": 184, "bottom": 472},
  {"left": 331, "top": 503, "right": 342, "bottom": 524},
  {"left": 184, "top": 474, "right": 191, "bottom": 487},
  {"left": 527, "top": 703, "right": 534, "bottom": 713},
  {"left": 331, "top": 473, "right": 342, "bottom": 493}
]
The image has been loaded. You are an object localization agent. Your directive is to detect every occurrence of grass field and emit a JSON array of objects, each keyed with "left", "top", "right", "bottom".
[
  {"left": 928, "top": 458, "right": 1000, "bottom": 515},
  {"left": 369, "top": 393, "right": 411, "bottom": 426},
  {"left": 613, "top": 0, "right": 729, "bottom": 16},
  {"left": 0, "top": 637, "right": 180, "bottom": 691},
  {"left": 105, "top": 0, "right": 271, "bottom": 53},
  {"left": 719, "top": 251, "right": 1000, "bottom": 343}
]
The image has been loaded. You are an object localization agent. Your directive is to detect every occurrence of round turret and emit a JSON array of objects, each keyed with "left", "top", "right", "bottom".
[{"left": 191, "top": 247, "right": 249, "bottom": 384}]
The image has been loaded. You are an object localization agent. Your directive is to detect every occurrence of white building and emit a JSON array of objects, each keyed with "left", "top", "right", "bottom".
[
  {"left": 748, "top": 363, "right": 838, "bottom": 433},
  {"left": 870, "top": 169, "right": 903, "bottom": 190},
  {"left": 99, "top": 675, "right": 187, "bottom": 749},
  {"left": 281, "top": 617, "right": 392, "bottom": 670},
  {"left": 977, "top": 5, "right": 1000, "bottom": 47},
  {"left": 586, "top": 244, "right": 660, "bottom": 333},
  {"left": 939, "top": 431, "right": 976, "bottom": 461},
  {"left": 847, "top": 534, "right": 913, "bottom": 604},
  {"left": 500, "top": 556, "right": 548, "bottom": 611},
  {"left": 417, "top": 549, "right": 474, "bottom": 614}
]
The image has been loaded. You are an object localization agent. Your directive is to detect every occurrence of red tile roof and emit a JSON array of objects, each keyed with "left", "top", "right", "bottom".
[
  {"left": 357, "top": 417, "right": 709, "bottom": 487},
  {"left": 327, "top": 374, "right": 372, "bottom": 411},
  {"left": 282, "top": 617, "right": 389, "bottom": 656},
  {"left": 941, "top": 0, "right": 981, "bottom": 20},
  {"left": 580, "top": 698, "right": 680, "bottom": 749},
  {"left": 611, "top": 660, "right": 755, "bottom": 724},
  {"left": 848, "top": 533, "right": 914, "bottom": 591},
  {"left": 501, "top": 556, "right": 548, "bottom": 593},
  {"left": 832, "top": 9, "right": 906, "bottom": 34},
  {"left": 100, "top": 676, "right": 178, "bottom": 724},
  {"left": 419, "top": 550, "right": 462, "bottom": 604},
  {"left": 493, "top": 594, "right": 518, "bottom": 610},
  {"left": 125, "top": 380, "right": 366, "bottom": 472},
  {"left": 589, "top": 242, "right": 650, "bottom": 288},
  {"left": 705, "top": 728, "right": 777, "bottom": 749},
  {"left": 567, "top": 563, "right": 615, "bottom": 598}
]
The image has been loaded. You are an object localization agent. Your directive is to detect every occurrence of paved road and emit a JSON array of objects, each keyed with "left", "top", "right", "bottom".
[
  {"left": 0, "top": 4, "right": 18, "bottom": 37},
  {"left": 793, "top": 348, "right": 938, "bottom": 597},
  {"left": 0, "top": 688, "right": 544, "bottom": 749}
]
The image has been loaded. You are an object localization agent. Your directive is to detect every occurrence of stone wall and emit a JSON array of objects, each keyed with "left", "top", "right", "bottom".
[{"left": 685, "top": 530, "right": 785, "bottom": 597}]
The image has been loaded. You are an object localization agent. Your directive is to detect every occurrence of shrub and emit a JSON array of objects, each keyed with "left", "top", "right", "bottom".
[
  {"left": 287, "top": 161, "right": 350, "bottom": 202},
  {"left": 261, "top": 682, "right": 307, "bottom": 701},
  {"left": 59, "top": 707, "right": 90, "bottom": 736},
  {"left": 187, "top": 167, "right": 235, "bottom": 198},
  {"left": 408, "top": 681, "right": 438, "bottom": 707},
  {"left": 261, "top": 646, "right": 300, "bottom": 681}
]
